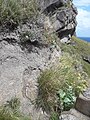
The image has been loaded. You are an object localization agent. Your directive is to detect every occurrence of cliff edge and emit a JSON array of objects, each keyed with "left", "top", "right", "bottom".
[{"left": 0, "top": 0, "right": 80, "bottom": 120}]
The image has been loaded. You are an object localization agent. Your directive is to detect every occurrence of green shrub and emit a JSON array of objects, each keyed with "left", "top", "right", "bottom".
[
  {"left": 0, "top": 0, "right": 39, "bottom": 25},
  {"left": 36, "top": 53, "right": 88, "bottom": 114}
]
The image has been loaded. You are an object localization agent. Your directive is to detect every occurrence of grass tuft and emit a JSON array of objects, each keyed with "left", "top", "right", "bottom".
[
  {"left": 36, "top": 53, "right": 88, "bottom": 114},
  {"left": 0, "top": 97, "right": 31, "bottom": 120},
  {"left": 0, "top": 0, "right": 39, "bottom": 26}
]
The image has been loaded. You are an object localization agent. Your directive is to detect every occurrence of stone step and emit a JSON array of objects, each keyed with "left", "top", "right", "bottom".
[
  {"left": 75, "top": 88, "right": 90, "bottom": 117},
  {"left": 60, "top": 109, "right": 90, "bottom": 120}
]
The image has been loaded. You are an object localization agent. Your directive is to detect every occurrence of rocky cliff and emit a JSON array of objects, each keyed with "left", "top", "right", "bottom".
[
  {"left": 38, "top": 0, "right": 77, "bottom": 40},
  {"left": 0, "top": 0, "right": 77, "bottom": 120}
]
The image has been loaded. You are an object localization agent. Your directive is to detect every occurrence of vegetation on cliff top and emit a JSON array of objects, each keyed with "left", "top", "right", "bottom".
[
  {"left": 61, "top": 36, "right": 90, "bottom": 77},
  {"left": 0, "top": 0, "right": 38, "bottom": 26}
]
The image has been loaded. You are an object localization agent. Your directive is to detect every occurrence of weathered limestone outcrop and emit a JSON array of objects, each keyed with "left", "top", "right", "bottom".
[{"left": 38, "top": 0, "right": 77, "bottom": 41}]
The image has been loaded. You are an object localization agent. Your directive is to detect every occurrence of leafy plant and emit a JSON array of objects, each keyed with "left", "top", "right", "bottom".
[{"left": 57, "top": 86, "right": 76, "bottom": 111}]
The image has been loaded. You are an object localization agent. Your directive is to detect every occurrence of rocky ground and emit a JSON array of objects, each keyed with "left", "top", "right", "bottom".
[{"left": 0, "top": 23, "right": 61, "bottom": 119}]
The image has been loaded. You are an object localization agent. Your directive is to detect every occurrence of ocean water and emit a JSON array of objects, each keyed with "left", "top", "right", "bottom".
[{"left": 78, "top": 37, "right": 90, "bottom": 42}]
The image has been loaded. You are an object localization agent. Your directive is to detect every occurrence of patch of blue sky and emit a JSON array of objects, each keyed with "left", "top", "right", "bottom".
[{"left": 73, "top": 0, "right": 90, "bottom": 37}]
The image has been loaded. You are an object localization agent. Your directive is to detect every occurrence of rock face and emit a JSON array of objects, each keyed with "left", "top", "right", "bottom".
[
  {"left": 0, "top": 23, "right": 61, "bottom": 120},
  {"left": 38, "top": 0, "right": 77, "bottom": 40}
]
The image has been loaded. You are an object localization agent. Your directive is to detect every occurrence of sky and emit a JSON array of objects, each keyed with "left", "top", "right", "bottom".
[{"left": 73, "top": 0, "right": 90, "bottom": 37}]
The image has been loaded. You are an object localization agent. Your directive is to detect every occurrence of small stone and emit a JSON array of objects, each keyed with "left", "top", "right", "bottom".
[{"left": 60, "top": 37, "right": 69, "bottom": 43}]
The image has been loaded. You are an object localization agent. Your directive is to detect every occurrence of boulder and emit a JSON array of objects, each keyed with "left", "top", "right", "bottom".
[
  {"left": 75, "top": 88, "right": 90, "bottom": 117},
  {"left": 83, "top": 56, "right": 90, "bottom": 64}
]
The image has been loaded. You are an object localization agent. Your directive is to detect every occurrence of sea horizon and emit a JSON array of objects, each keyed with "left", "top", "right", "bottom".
[{"left": 78, "top": 37, "right": 90, "bottom": 42}]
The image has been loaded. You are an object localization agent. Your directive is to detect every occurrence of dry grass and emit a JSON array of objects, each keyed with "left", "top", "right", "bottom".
[
  {"left": 36, "top": 53, "right": 88, "bottom": 114},
  {"left": 0, "top": 0, "right": 39, "bottom": 26}
]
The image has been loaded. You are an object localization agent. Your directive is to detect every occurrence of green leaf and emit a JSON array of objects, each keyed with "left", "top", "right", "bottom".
[
  {"left": 58, "top": 90, "right": 66, "bottom": 99},
  {"left": 64, "top": 97, "right": 71, "bottom": 103}
]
